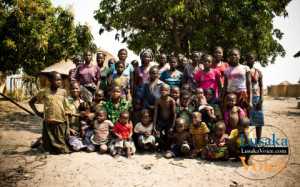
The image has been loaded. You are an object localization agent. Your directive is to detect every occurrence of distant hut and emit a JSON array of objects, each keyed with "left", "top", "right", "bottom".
[
  {"left": 39, "top": 49, "right": 115, "bottom": 91},
  {"left": 268, "top": 81, "right": 300, "bottom": 97}
]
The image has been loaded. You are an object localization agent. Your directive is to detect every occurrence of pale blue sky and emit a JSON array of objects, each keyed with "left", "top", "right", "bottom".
[{"left": 52, "top": 0, "right": 300, "bottom": 86}]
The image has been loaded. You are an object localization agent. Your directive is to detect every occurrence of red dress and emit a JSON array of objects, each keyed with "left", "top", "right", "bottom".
[{"left": 113, "top": 121, "right": 132, "bottom": 139}]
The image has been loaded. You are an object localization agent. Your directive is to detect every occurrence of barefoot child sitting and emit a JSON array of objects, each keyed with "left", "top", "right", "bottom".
[
  {"left": 134, "top": 109, "right": 156, "bottom": 151},
  {"left": 202, "top": 121, "right": 229, "bottom": 160},
  {"left": 165, "top": 118, "right": 192, "bottom": 158},
  {"left": 90, "top": 109, "right": 114, "bottom": 154},
  {"left": 223, "top": 93, "right": 246, "bottom": 134},
  {"left": 189, "top": 112, "right": 210, "bottom": 157},
  {"left": 111, "top": 111, "right": 135, "bottom": 157}
]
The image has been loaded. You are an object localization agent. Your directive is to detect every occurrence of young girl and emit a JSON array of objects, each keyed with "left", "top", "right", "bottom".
[
  {"left": 104, "top": 86, "right": 132, "bottom": 124},
  {"left": 165, "top": 118, "right": 191, "bottom": 158},
  {"left": 212, "top": 46, "right": 229, "bottom": 86},
  {"left": 29, "top": 72, "right": 70, "bottom": 154},
  {"left": 91, "top": 109, "right": 114, "bottom": 154},
  {"left": 160, "top": 55, "right": 183, "bottom": 88},
  {"left": 134, "top": 109, "right": 156, "bottom": 151},
  {"left": 202, "top": 121, "right": 228, "bottom": 160},
  {"left": 153, "top": 84, "right": 176, "bottom": 150},
  {"left": 109, "top": 61, "right": 132, "bottom": 101},
  {"left": 65, "top": 82, "right": 86, "bottom": 151},
  {"left": 189, "top": 112, "right": 210, "bottom": 157},
  {"left": 223, "top": 93, "right": 246, "bottom": 135},
  {"left": 111, "top": 111, "right": 135, "bottom": 157},
  {"left": 194, "top": 54, "right": 222, "bottom": 99},
  {"left": 223, "top": 48, "right": 252, "bottom": 113}
]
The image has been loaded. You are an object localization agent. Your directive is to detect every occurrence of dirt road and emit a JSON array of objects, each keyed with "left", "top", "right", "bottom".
[{"left": 0, "top": 98, "right": 299, "bottom": 187}]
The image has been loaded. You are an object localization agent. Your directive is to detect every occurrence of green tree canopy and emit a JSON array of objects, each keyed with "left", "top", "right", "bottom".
[
  {"left": 0, "top": 0, "right": 96, "bottom": 75},
  {"left": 95, "top": 0, "right": 291, "bottom": 65}
]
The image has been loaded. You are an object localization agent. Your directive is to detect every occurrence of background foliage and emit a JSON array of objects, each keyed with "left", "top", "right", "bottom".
[
  {"left": 0, "top": 0, "right": 96, "bottom": 75},
  {"left": 95, "top": 0, "right": 291, "bottom": 65}
]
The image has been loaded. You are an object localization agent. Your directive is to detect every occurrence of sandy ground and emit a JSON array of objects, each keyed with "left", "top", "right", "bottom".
[{"left": 0, "top": 97, "right": 300, "bottom": 187}]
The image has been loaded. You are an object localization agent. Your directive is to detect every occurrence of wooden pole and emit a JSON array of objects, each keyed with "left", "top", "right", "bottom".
[{"left": 0, "top": 92, "right": 36, "bottom": 116}]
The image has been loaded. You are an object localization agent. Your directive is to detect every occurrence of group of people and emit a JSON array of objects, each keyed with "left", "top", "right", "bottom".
[{"left": 29, "top": 46, "right": 264, "bottom": 161}]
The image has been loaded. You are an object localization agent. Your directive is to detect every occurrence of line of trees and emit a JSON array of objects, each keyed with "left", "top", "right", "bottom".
[{"left": 94, "top": 0, "right": 291, "bottom": 65}]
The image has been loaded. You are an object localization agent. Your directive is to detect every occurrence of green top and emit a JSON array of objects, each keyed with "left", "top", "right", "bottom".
[{"left": 103, "top": 98, "right": 132, "bottom": 124}]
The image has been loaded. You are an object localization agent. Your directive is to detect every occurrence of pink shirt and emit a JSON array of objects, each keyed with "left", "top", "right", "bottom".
[{"left": 194, "top": 69, "right": 221, "bottom": 97}]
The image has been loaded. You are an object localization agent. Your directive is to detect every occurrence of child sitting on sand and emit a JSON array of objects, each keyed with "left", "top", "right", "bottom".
[
  {"left": 165, "top": 118, "right": 191, "bottom": 158},
  {"left": 111, "top": 111, "right": 135, "bottom": 158},
  {"left": 134, "top": 109, "right": 156, "bottom": 151},
  {"left": 202, "top": 121, "right": 228, "bottom": 160},
  {"left": 189, "top": 112, "right": 210, "bottom": 157},
  {"left": 223, "top": 93, "right": 246, "bottom": 134},
  {"left": 90, "top": 109, "right": 114, "bottom": 154}
]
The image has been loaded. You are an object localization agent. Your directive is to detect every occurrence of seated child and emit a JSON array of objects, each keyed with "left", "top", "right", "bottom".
[
  {"left": 153, "top": 84, "right": 176, "bottom": 150},
  {"left": 91, "top": 89, "right": 106, "bottom": 113},
  {"left": 227, "top": 117, "right": 250, "bottom": 159},
  {"left": 223, "top": 93, "right": 246, "bottom": 134},
  {"left": 202, "top": 121, "right": 228, "bottom": 160},
  {"left": 170, "top": 86, "right": 180, "bottom": 107},
  {"left": 176, "top": 91, "right": 194, "bottom": 128},
  {"left": 90, "top": 109, "right": 114, "bottom": 154},
  {"left": 78, "top": 102, "right": 96, "bottom": 152},
  {"left": 165, "top": 118, "right": 191, "bottom": 158},
  {"left": 192, "top": 88, "right": 207, "bottom": 110},
  {"left": 134, "top": 109, "right": 156, "bottom": 151},
  {"left": 189, "top": 112, "right": 210, "bottom": 157},
  {"left": 111, "top": 111, "right": 136, "bottom": 158},
  {"left": 66, "top": 82, "right": 86, "bottom": 151},
  {"left": 205, "top": 88, "right": 222, "bottom": 121}
]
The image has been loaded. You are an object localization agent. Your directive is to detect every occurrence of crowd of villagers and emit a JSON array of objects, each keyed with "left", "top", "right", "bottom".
[{"left": 29, "top": 46, "right": 264, "bottom": 162}]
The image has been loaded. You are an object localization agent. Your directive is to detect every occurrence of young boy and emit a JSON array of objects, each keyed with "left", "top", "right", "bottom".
[
  {"left": 91, "top": 109, "right": 114, "bottom": 154},
  {"left": 170, "top": 86, "right": 180, "bottom": 107},
  {"left": 189, "top": 112, "right": 210, "bottom": 157},
  {"left": 29, "top": 72, "right": 70, "bottom": 154},
  {"left": 111, "top": 111, "right": 135, "bottom": 157},
  {"left": 165, "top": 118, "right": 191, "bottom": 158},
  {"left": 153, "top": 84, "right": 176, "bottom": 149}
]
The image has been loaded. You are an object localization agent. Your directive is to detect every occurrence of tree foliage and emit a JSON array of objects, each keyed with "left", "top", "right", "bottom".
[
  {"left": 95, "top": 0, "right": 291, "bottom": 65},
  {"left": 0, "top": 0, "right": 96, "bottom": 75}
]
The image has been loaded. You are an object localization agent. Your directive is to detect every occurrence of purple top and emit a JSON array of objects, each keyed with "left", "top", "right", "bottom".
[{"left": 75, "top": 63, "right": 100, "bottom": 86}]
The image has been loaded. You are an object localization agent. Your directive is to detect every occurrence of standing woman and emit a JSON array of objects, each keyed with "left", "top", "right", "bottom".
[
  {"left": 212, "top": 46, "right": 229, "bottom": 87},
  {"left": 223, "top": 48, "right": 252, "bottom": 113},
  {"left": 75, "top": 50, "right": 100, "bottom": 104},
  {"left": 246, "top": 53, "right": 264, "bottom": 141},
  {"left": 160, "top": 55, "right": 183, "bottom": 88}
]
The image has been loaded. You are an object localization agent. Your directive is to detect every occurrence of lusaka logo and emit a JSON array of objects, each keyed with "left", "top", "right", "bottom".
[{"left": 235, "top": 125, "right": 290, "bottom": 180}]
